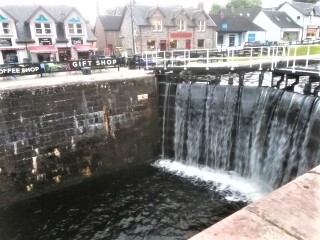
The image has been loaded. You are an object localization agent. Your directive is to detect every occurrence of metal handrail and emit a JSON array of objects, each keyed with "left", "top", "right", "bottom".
[{"left": 141, "top": 44, "right": 320, "bottom": 72}]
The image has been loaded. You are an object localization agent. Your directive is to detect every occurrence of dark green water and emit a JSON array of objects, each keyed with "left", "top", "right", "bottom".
[{"left": 0, "top": 163, "right": 246, "bottom": 240}]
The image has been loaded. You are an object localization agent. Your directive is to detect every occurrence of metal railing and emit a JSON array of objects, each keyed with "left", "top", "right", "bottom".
[{"left": 141, "top": 44, "right": 320, "bottom": 73}]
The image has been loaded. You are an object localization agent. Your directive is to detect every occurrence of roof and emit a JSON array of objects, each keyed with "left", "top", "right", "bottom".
[
  {"left": 210, "top": 14, "right": 265, "bottom": 32},
  {"left": 0, "top": 4, "right": 95, "bottom": 43},
  {"left": 278, "top": 1, "right": 315, "bottom": 16},
  {"left": 218, "top": 8, "right": 262, "bottom": 21},
  {"left": 262, "top": 10, "right": 302, "bottom": 29},
  {"left": 126, "top": 4, "right": 216, "bottom": 28},
  {"left": 98, "top": 15, "right": 122, "bottom": 31}
]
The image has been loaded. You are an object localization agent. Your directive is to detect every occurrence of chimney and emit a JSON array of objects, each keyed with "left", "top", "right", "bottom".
[{"left": 198, "top": 2, "right": 204, "bottom": 10}]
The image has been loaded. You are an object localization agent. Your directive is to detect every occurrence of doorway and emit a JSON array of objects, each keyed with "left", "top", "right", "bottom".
[
  {"left": 160, "top": 40, "right": 166, "bottom": 51},
  {"left": 229, "top": 34, "right": 235, "bottom": 47},
  {"left": 185, "top": 39, "right": 191, "bottom": 49}
]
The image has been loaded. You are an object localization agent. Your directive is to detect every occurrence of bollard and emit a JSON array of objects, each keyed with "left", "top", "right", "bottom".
[
  {"left": 239, "top": 74, "right": 244, "bottom": 86},
  {"left": 303, "top": 83, "right": 311, "bottom": 95}
]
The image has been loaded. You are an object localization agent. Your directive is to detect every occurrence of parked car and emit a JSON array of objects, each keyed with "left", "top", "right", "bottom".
[
  {"left": 243, "top": 41, "right": 266, "bottom": 48},
  {"left": 135, "top": 57, "right": 156, "bottom": 67},
  {"left": 243, "top": 41, "right": 267, "bottom": 55}
]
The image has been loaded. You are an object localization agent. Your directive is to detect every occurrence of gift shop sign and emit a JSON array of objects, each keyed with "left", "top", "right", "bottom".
[{"left": 70, "top": 58, "right": 118, "bottom": 68}]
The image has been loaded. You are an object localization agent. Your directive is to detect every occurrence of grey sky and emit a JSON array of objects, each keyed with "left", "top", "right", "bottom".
[{"left": 2, "top": 0, "right": 287, "bottom": 24}]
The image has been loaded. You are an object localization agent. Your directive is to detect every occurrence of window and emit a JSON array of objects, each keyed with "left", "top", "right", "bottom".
[
  {"left": 1, "top": 22, "right": 11, "bottom": 34},
  {"left": 170, "top": 40, "right": 177, "bottom": 49},
  {"left": 217, "top": 34, "right": 224, "bottom": 45},
  {"left": 178, "top": 19, "right": 186, "bottom": 31},
  {"left": 37, "top": 23, "right": 50, "bottom": 34},
  {"left": 307, "top": 28, "right": 316, "bottom": 37},
  {"left": 283, "top": 31, "right": 299, "bottom": 41},
  {"left": 151, "top": 19, "right": 162, "bottom": 32},
  {"left": 68, "top": 23, "right": 82, "bottom": 34},
  {"left": 198, "top": 39, "right": 204, "bottom": 48},
  {"left": 197, "top": 20, "right": 205, "bottom": 32},
  {"left": 297, "top": 16, "right": 300, "bottom": 21},
  {"left": 35, "top": 23, "right": 51, "bottom": 34},
  {"left": 147, "top": 40, "right": 156, "bottom": 49}
]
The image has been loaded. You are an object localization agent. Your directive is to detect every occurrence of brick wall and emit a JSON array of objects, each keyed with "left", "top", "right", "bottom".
[{"left": 0, "top": 76, "right": 158, "bottom": 206}]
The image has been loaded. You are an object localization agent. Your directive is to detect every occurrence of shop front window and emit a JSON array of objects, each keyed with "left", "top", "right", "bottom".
[
  {"left": 147, "top": 40, "right": 156, "bottom": 50},
  {"left": 58, "top": 48, "right": 71, "bottom": 62},
  {"left": 78, "top": 52, "right": 90, "bottom": 60},
  {"left": 306, "top": 28, "right": 316, "bottom": 38},
  {"left": 170, "top": 40, "right": 177, "bottom": 49},
  {"left": 38, "top": 53, "right": 54, "bottom": 62},
  {"left": 35, "top": 23, "right": 51, "bottom": 34},
  {"left": 3, "top": 50, "right": 17, "bottom": 64},
  {"left": 283, "top": 32, "right": 299, "bottom": 41}
]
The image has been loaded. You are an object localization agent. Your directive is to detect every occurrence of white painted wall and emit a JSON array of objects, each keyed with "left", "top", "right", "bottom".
[
  {"left": 278, "top": 3, "right": 304, "bottom": 27},
  {"left": 244, "top": 31, "right": 266, "bottom": 43},
  {"left": 254, "top": 12, "right": 281, "bottom": 42},
  {"left": 278, "top": 2, "right": 320, "bottom": 40}
]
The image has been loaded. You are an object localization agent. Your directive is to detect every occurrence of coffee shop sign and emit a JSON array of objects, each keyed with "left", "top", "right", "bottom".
[{"left": 0, "top": 65, "right": 40, "bottom": 76}]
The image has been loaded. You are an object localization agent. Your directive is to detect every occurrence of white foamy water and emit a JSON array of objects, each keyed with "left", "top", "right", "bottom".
[{"left": 153, "top": 159, "right": 271, "bottom": 202}]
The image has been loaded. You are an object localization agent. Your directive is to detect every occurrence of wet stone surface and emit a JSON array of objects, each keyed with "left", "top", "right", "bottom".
[{"left": 0, "top": 163, "right": 246, "bottom": 240}]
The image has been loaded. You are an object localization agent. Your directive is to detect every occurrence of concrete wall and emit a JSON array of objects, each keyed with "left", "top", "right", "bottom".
[{"left": 0, "top": 76, "right": 158, "bottom": 206}]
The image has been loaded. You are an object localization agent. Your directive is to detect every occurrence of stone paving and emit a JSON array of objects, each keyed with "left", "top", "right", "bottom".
[
  {"left": 0, "top": 67, "right": 154, "bottom": 90},
  {"left": 189, "top": 165, "right": 320, "bottom": 240}
]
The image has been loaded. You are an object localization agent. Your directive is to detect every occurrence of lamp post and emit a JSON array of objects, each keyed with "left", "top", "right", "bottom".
[{"left": 130, "top": 0, "right": 135, "bottom": 55}]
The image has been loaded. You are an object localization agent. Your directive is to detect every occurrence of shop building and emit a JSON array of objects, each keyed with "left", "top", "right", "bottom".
[
  {"left": 95, "top": 15, "right": 122, "bottom": 57},
  {"left": 210, "top": 14, "right": 266, "bottom": 49},
  {"left": 278, "top": 1, "right": 320, "bottom": 41},
  {"left": 0, "top": 5, "right": 96, "bottom": 64},
  {"left": 119, "top": 3, "right": 216, "bottom": 56}
]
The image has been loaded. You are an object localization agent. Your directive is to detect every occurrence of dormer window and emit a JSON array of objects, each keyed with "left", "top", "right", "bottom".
[
  {"left": 68, "top": 23, "right": 83, "bottom": 34},
  {"left": 178, "top": 19, "right": 186, "bottom": 31},
  {"left": 151, "top": 19, "right": 162, "bottom": 32},
  {"left": 1, "top": 22, "right": 11, "bottom": 35},
  {"left": 34, "top": 14, "right": 51, "bottom": 35},
  {"left": 197, "top": 20, "right": 205, "bottom": 32},
  {"left": 35, "top": 23, "right": 52, "bottom": 34}
]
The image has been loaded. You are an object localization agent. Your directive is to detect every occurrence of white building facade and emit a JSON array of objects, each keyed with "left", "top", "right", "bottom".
[{"left": 0, "top": 5, "right": 96, "bottom": 64}]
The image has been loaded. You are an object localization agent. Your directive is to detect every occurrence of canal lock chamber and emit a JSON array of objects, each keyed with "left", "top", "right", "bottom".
[{"left": 0, "top": 72, "right": 319, "bottom": 239}]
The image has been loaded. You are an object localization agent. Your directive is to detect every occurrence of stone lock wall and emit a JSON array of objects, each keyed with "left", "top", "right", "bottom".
[{"left": 0, "top": 76, "right": 158, "bottom": 206}]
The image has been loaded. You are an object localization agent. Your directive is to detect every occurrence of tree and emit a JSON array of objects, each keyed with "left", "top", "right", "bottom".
[
  {"left": 209, "top": 3, "right": 222, "bottom": 15},
  {"left": 226, "top": 0, "right": 262, "bottom": 9}
]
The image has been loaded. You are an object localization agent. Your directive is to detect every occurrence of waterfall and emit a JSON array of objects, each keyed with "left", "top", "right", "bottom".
[
  {"left": 161, "top": 83, "right": 170, "bottom": 158},
  {"left": 170, "top": 83, "right": 320, "bottom": 189}
]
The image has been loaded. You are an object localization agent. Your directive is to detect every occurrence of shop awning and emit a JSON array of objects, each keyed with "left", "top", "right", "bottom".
[
  {"left": 28, "top": 45, "right": 57, "bottom": 53},
  {"left": 73, "top": 44, "right": 98, "bottom": 52},
  {"left": 0, "top": 47, "right": 25, "bottom": 51}
]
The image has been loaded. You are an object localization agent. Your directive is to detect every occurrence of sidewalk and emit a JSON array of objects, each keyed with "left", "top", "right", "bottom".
[{"left": 0, "top": 67, "right": 154, "bottom": 91}]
